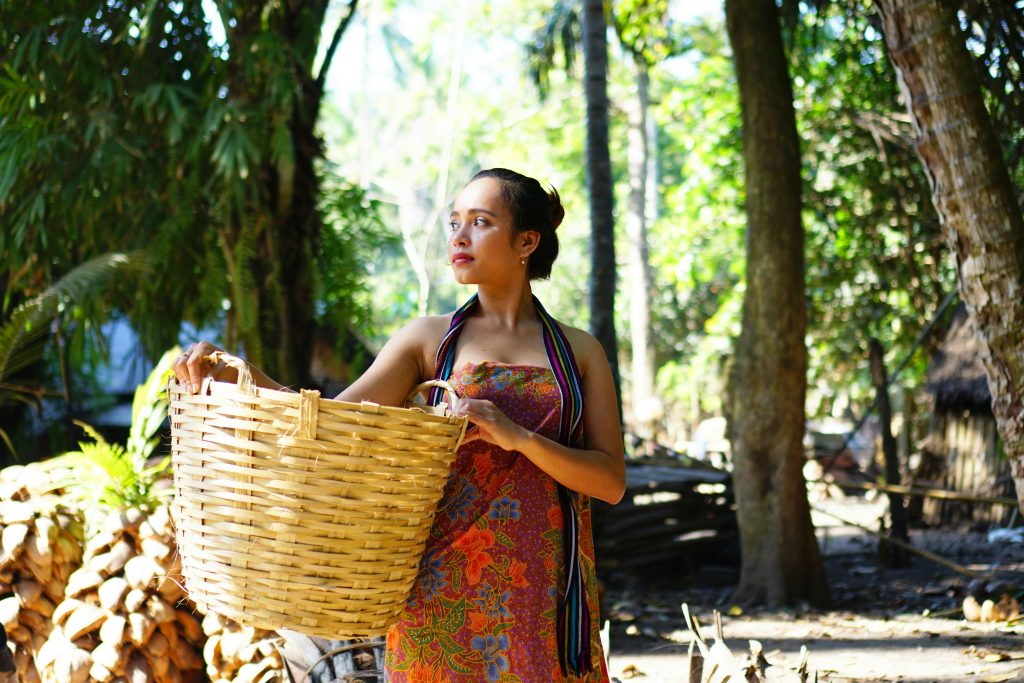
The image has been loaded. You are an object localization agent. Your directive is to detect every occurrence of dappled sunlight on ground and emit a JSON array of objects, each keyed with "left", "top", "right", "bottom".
[{"left": 602, "top": 497, "right": 1024, "bottom": 682}]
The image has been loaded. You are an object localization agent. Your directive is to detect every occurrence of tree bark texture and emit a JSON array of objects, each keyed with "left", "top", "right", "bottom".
[
  {"left": 724, "top": 0, "right": 829, "bottom": 606},
  {"left": 220, "top": 1, "right": 357, "bottom": 388},
  {"left": 625, "top": 59, "right": 659, "bottom": 439},
  {"left": 876, "top": 0, "right": 1024, "bottom": 510},
  {"left": 581, "top": 0, "right": 621, "bottom": 400}
]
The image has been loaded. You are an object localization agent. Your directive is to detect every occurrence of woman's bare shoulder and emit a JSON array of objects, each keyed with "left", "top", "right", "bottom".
[
  {"left": 390, "top": 313, "right": 455, "bottom": 376},
  {"left": 398, "top": 313, "right": 452, "bottom": 337},
  {"left": 555, "top": 321, "right": 608, "bottom": 371}
]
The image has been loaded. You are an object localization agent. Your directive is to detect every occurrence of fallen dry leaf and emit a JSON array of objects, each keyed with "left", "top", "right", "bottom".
[
  {"left": 620, "top": 663, "right": 646, "bottom": 679},
  {"left": 980, "top": 672, "right": 1019, "bottom": 683}
]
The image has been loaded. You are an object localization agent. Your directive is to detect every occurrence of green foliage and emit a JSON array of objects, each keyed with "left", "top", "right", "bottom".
[
  {"left": 0, "top": 252, "right": 145, "bottom": 456},
  {"left": 0, "top": 1, "right": 225, "bottom": 360},
  {"left": 0, "top": 0, "right": 374, "bottom": 392},
  {"left": 0, "top": 253, "right": 142, "bottom": 384},
  {"left": 612, "top": 0, "right": 686, "bottom": 64},
  {"left": 526, "top": 1, "right": 580, "bottom": 99},
  {"left": 33, "top": 348, "right": 179, "bottom": 512},
  {"left": 790, "top": 3, "right": 955, "bottom": 410},
  {"left": 642, "top": 17, "right": 745, "bottom": 422},
  {"left": 314, "top": 176, "right": 399, "bottom": 374}
]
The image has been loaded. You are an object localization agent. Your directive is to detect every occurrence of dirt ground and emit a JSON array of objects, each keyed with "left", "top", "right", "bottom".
[{"left": 601, "top": 497, "right": 1024, "bottom": 682}]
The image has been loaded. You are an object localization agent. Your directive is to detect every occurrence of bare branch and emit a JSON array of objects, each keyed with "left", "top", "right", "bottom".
[{"left": 315, "top": 0, "right": 359, "bottom": 94}]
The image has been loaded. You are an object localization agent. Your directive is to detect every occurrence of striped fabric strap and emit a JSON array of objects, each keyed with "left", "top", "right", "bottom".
[
  {"left": 430, "top": 294, "right": 591, "bottom": 676},
  {"left": 428, "top": 293, "right": 480, "bottom": 406}
]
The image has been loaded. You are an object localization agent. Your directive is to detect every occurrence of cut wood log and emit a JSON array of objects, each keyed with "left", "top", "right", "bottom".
[
  {"left": 63, "top": 603, "right": 107, "bottom": 641},
  {"left": 98, "top": 577, "right": 130, "bottom": 611}
]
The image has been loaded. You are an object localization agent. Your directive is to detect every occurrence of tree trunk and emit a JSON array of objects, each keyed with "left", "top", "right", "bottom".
[
  {"left": 625, "top": 58, "right": 659, "bottom": 442},
  {"left": 869, "top": 338, "right": 910, "bottom": 567},
  {"left": 581, "top": 0, "right": 621, "bottom": 401},
  {"left": 266, "top": 89, "right": 320, "bottom": 389},
  {"left": 876, "top": 0, "right": 1024, "bottom": 511},
  {"left": 724, "top": 0, "right": 829, "bottom": 606},
  {"left": 218, "top": 1, "right": 358, "bottom": 389}
]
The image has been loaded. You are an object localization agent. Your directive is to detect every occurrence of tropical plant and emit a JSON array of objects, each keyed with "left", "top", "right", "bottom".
[
  {"left": 0, "top": 252, "right": 142, "bottom": 457},
  {"left": 0, "top": 0, "right": 367, "bottom": 389},
  {"left": 32, "top": 347, "right": 178, "bottom": 514}
]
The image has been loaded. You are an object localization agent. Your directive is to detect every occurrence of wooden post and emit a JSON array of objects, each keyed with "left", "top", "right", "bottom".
[{"left": 869, "top": 338, "right": 911, "bottom": 567}]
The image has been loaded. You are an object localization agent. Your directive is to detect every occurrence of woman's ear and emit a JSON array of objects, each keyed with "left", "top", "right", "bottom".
[{"left": 519, "top": 230, "right": 541, "bottom": 258}]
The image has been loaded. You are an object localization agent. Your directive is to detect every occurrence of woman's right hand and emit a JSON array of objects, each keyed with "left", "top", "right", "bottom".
[{"left": 171, "top": 342, "right": 236, "bottom": 395}]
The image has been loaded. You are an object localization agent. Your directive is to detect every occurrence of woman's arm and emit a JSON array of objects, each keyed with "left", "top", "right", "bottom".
[
  {"left": 332, "top": 316, "right": 444, "bottom": 406},
  {"left": 173, "top": 341, "right": 291, "bottom": 393},
  {"left": 175, "top": 316, "right": 443, "bottom": 406},
  {"left": 453, "top": 331, "right": 626, "bottom": 504}
]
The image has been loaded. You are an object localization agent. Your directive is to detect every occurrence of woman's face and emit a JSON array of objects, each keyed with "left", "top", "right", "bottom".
[{"left": 447, "top": 177, "right": 534, "bottom": 286}]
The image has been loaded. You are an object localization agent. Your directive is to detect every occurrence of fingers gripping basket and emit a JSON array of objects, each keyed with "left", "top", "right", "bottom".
[{"left": 168, "top": 352, "right": 468, "bottom": 638}]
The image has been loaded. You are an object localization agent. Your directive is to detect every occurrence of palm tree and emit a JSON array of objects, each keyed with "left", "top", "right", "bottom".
[
  {"left": 581, "top": 0, "right": 621, "bottom": 400},
  {"left": 875, "top": 0, "right": 1024, "bottom": 509}
]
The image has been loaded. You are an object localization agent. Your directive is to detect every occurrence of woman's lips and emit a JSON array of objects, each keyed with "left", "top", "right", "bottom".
[{"left": 451, "top": 254, "right": 474, "bottom": 265}]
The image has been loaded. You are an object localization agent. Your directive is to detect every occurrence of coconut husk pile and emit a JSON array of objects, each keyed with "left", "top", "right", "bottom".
[
  {"left": 33, "top": 504, "right": 204, "bottom": 683},
  {"left": 681, "top": 604, "right": 816, "bottom": 683},
  {"left": 201, "top": 611, "right": 285, "bottom": 683},
  {"left": 963, "top": 594, "right": 1021, "bottom": 623},
  {"left": 0, "top": 468, "right": 85, "bottom": 683},
  {"left": 0, "top": 459, "right": 379, "bottom": 683}
]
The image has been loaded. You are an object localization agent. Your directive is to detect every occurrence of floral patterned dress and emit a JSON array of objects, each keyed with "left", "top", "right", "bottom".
[{"left": 385, "top": 361, "right": 608, "bottom": 682}]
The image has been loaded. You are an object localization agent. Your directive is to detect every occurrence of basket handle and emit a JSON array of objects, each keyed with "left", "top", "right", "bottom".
[
  {"left": 202, "top": 351, "right": 256, "bottom": 395},
  {"left": 404, "top": 380, "right": 461, "bottom": 412}
]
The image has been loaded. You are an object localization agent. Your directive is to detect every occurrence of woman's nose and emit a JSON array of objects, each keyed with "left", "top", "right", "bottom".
[{"left": 450, "top": 225, "right": 469, "bottom": 245}]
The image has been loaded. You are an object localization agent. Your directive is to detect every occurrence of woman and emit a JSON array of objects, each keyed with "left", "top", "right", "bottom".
[{"left": 174, "top": 168, "right": 625, "bottom": 681}]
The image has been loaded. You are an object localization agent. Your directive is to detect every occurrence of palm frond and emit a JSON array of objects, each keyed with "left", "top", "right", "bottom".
[
  {"left": 0, "top": 251, "right": 146, "bottom": 383},
  {"left": 526, "top": 1, "right": 580, "bottom": 100},
  {"left": 34, "top": 438, "right": 133, "bottom": 509}
]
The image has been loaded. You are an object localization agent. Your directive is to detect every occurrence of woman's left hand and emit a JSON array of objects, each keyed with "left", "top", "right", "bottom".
[{"left": 452, "top": 398, "right": 528, "bottom": 452}]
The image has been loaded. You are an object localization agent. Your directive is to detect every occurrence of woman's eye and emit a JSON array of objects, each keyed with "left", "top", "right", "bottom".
[
  {"left": 473, "top": 217, "right": 487, "bottom": 226},
  {"left": 448, "top": 221, "right": 458, "bottom": 232}
]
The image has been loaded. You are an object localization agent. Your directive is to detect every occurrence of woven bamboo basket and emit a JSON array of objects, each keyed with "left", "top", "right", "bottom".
[{"left": 168, "top": 352, "right": 468, "bottom": 638}]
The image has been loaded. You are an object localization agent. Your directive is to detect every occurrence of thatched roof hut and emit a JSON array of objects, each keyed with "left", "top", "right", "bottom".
[
  {"left": 925, "top": 304, "right": 992, "bottom": 413},
  {"left": 918, "top": 304, "right": 1010, "bottom": 525}
]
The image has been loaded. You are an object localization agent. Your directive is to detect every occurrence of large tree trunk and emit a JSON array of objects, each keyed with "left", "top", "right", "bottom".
[
  {"left": 724, "top": 0, "right": 829, "bottom": 606},
  {"left": 581, "top": 0, "right": 621, "bottom": 399},
  {"left": 625, "top": 58, "right": 659, "bottom": 441},
  {"left": 217, "top": 1, "right": 357, "bottom": 389},
  {"left": 876, "top": 0, "right": 1024, "bottom": 510}
]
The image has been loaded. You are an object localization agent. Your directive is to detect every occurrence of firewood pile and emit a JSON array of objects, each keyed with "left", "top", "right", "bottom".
[
  {"left": 592, "top": 463, "right": 736, "bottom": 575},
  {"left": 0, "top": 471, "right": 84, "bottom": 683},
  {"left": 202, "top": 613, "right": 286, "bottom": 683},
  {"left": 681, "top": 604, "right": 816, "bottom": 682},
  {"left": 0, "top": 465, "right": 304, "bottom": 683},
  {"left": 33, "top": 504, "right": 205, "bottom": 682}
]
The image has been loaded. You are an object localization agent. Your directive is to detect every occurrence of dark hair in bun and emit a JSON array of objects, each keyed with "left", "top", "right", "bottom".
[{"left": 471, "top": 168, "right": 563, "bottom": 280}]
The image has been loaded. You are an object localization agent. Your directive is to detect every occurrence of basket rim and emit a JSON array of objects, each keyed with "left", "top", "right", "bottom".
[{"left": 168, "top": 377, "right": 466, "bottom": 425}]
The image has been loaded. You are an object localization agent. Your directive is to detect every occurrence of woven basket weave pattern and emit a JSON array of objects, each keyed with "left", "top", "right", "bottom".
[{"left": 169, "top": 365, "right": 467, "bottom": 638}]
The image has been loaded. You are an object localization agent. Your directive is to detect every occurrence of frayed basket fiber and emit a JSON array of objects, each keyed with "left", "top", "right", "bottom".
[{"left": 168, "top": 352, "right": 468, "bottom": 638}]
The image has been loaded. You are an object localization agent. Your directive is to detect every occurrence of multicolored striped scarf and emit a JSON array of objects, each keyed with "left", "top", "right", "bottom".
[{"left": 430, "top": 293, "right": 593, "bottom": 677}]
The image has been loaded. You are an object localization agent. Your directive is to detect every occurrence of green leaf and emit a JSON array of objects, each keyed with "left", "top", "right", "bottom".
[
  {"left": 437, "top": 632, "right": 465, "bottom": 658},
  {"left": 406, "top": 626, "right": 435, "bottom": 648},
  {"left": 444, "top": 653, "right": 474, "bottom": 675},
  {"left": 439, "top": 597, "right": 466, "bottom": 633}
]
